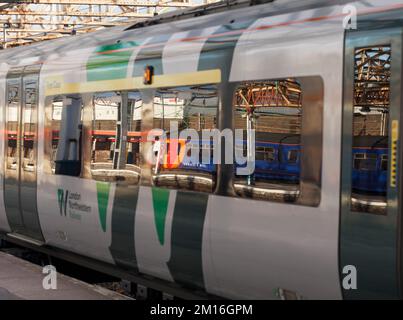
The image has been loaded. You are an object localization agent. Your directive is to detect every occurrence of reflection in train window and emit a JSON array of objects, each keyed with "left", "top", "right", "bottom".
[
  {"left": 22, "top": 77, "right": 38, "bottom": 172},
  {"left": 256, "top": 147, "right": 275, "bottom": 162},
  {"left": 152, "top": 85, "right": 218, "bottom": 193},
  {"left": 50, "top": 95, "right": 83, "bottom": 177},
  {"left": 6, "top": 79, "right": 19, "bottom": 170},
  {"left": 351, "top": 46, "right": 391, "bottom": 215},
  {"left": 91, "top": 91, "right": 142, "bottom": 185},
  {"left": 288, "top": 150, "right": 299, "bottom": 164},
  {"left": 233, "top": 77, "right": 323, "bottom": 206},
  {"left": 381, "top": 155, "right": 388, "bottom": 171},
  {"left": 353, "top": 153, "right": 377, "bottom": 171},
  {"left": 50, "top": 100, "right": 61, "bottom": 172}
]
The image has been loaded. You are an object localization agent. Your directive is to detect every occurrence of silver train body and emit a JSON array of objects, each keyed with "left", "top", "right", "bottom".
[{"left": 0, "top": 0, "right": 403, "bottom": 299}]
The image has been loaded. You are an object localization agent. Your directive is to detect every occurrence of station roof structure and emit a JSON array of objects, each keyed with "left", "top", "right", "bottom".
[{"left": 0, "top": 0, "right": 217, "bottom": 48}]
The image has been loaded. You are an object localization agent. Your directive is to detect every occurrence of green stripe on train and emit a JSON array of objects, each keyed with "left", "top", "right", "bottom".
[
  {"left": 168, "top": 191, "right": 209, "bottom": 289},
  {"left": 96, "top": 182, "right": 110, "bottom": 232},
  {"left": 152, "top": 187, "right": 170, "bottom": 246},
  {"left": 87, "top": 41, "right": 139, "bottom": 81}
]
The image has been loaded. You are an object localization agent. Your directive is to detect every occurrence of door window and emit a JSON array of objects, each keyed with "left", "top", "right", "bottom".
[{"left": 351, "top": 46, "right": 391, "bottom": 215}]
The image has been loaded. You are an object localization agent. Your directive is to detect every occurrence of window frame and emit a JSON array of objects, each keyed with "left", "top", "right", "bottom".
[
  {"left": 89, "top": 90, "right": 143, "bottom": 185},
  {"left": 151, "top": 84, "right": 220, "bottom": 193},
  {"left": 232, "top": 76, "right": 324, "bottom": 207},
  {"left": 45, "top": 94, "right": 84, "bottom": 177}
]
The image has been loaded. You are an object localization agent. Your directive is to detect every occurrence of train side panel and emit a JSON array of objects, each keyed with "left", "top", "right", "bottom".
[
  {"left": 1, "top": 0, "right": 402, "bottom": 300},
  {"left": 204, "top": 8, "right": 345, "bottom": 299},
  {"left": 0, "top": 63, "right": 10, "bottom": 233},
  {"left": 36, "top": 47, "right": 116, "bottom": 264}
]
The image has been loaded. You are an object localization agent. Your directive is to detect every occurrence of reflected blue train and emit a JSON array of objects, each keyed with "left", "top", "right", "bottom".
[
  {"left": 171, "top": 133, "right": 389, "bottom": 194},
  {"left": 351, "top": 135, "right": 388, "bottom": 195}
]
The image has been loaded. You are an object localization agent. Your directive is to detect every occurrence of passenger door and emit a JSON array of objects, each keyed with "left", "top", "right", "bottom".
[
  {"left": 340, "top": 27, "right": 402, "bottom": 299},
  {"left": 4, "top": 66, "right": 44, "bottom": 242}
]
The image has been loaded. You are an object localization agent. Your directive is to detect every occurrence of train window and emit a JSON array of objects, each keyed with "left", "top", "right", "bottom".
[
  {"left": 256, "top": 147, "right": 275, "bottom": 162},
  {"left": 353, "top": 153, "right": 365, "bottom": 170},
  {"left": 381, "top": 155, "right": 388, "bottom": 171},
  {"left": 91, "top": 91, "right": 142, "bottom": 184},
  {"left": 233, "top": 77, "right": 323, "bottom": 206},
  {"left": 152, "top": 85, "right": 218, "bottom": 193},
  {"left": 50, "top": 95, "right": 83, "bottom": 177},
  {"left": 350, "top": 46, "right": 391, "bottom": 215},
  {"left": 288, "top": 150, "right": 299, "bottom": 164},
  {"left": 50, "top": 101, "right": 61, "bottom": 173},
  {"left": 6, "top": 79, "right": 19, "bottom": 170},
  {"left": 353, "top": 153, "right": 378, "bottom": 171},
  {"left": 22, "top": 76, "right": 38, "bottom": 172}
]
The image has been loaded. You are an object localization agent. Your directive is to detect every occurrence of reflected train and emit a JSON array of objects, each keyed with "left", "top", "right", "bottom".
[
  {"left": 352, "top": 136, "right": 389, "bottom": 194},
  {"left": 166, "top": 133, "right": 302, "bottom": 183},
  {"left": 166, "top": 133, "right": 388, "bottom": 194},
  {"left": 1, "top": 0, "right": 403, "bottom": 300}
]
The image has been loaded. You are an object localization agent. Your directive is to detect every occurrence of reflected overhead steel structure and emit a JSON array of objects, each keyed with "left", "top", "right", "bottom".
[{"left": 0, "top": 0, "right": 217, "bottom": 47}]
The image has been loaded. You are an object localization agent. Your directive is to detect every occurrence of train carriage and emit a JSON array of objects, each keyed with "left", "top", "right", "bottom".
[{"left": 0, "top": 0, "right": 403, "bottom": 300}]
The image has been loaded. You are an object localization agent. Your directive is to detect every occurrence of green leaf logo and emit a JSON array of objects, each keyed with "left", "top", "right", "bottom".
[
  {"left": 96, "top": 182, "right": 110, "bottom": 232},
  {"left": 152, "top": 188, "right": 170, "bottom": 246}
]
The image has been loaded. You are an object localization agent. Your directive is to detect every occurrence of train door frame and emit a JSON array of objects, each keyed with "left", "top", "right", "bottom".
[
  {"left": 340, "top": 26, "right": 402, "bottom": 299},
  {"left": 4, "top": 65, "right": 44, "bottom": 242}
]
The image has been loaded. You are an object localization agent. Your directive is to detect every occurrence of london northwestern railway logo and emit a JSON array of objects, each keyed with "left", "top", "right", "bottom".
[
  {"left": 57, "top": 188, "right": 91, "bottom": 221},
  {"left": 57, "top": 185, "right": 110, "bottom": 232}
]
